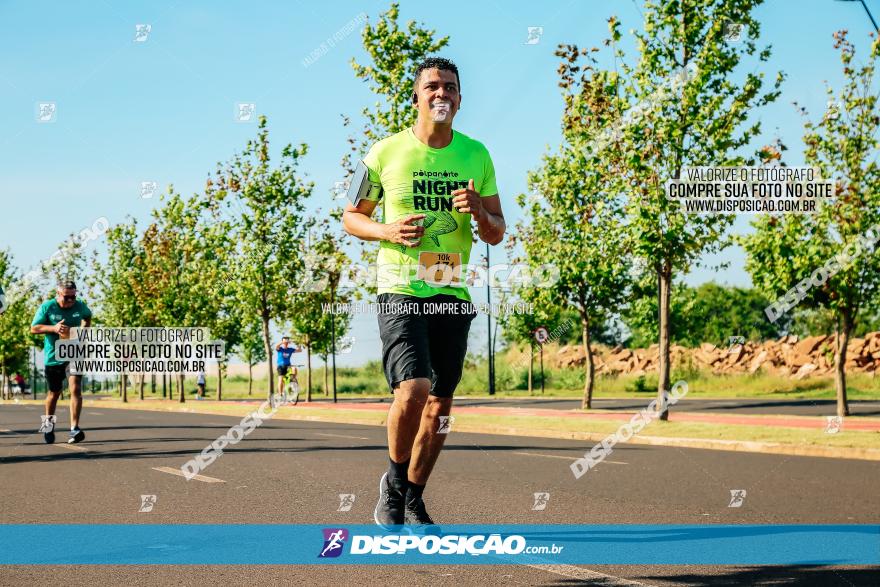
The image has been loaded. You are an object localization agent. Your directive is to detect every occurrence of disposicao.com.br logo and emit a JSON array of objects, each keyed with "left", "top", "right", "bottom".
[{"left": 318, "top": 528, "right": 563, "bottom": 557}]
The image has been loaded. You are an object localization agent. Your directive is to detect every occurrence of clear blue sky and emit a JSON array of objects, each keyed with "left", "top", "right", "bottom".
[{"left": 1, "top": 0, "right": 878, "bottom": 367}]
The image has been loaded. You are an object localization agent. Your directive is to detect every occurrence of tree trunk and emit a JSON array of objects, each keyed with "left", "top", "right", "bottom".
[
  {"left": 178, "top": 372, "right": 185, "bottom": 403},
  {"left": 656, "top": 266, "right": 672, "bottom": 420},
  {"left": 247, "top": 363, "right": 253, "bottom": 396},
  {"left": 162, "top": 373, "right": 166, "bottom": 398},
  {"left": 216, "top": 362, "right": 222, "bottom": 401},
  {"left": 1, "top": 365, "right": 6, "bottom": 400},
  {"left": 323, "top": 358, "right": 329, "bottom": 396},
  {"left": 261, "top": 308, "right": 274, "bottom": 404},
  {"left": 138, "top": 373, "right": 145, "bottom": 400},
  {"left": 581, "top": 315, "right": 594, "bottom": 410},
  {"left": 834, "top": 310, "right": 852, "bottom": 418},
  {"left": 306, "top": 342, "right": 313, "bottom": 402},
  {"left": 151, "top": 373, "right": 156, "bottom": 397},
  {"left": 122, "top": 373, "right": 128, "bottom": 403},
  {"left": 528, "top": 343, "right": 534, "bottom": 395}
]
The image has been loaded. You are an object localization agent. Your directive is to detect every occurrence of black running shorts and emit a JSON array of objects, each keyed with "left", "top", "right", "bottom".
[
  {"left": 377, "top": 293, "right": 477, "bottom": 398},
  {"left": 45, "top": 363, "right": 79, "bottom": 393},
  {"left": 277, "top": 365, "right": 289, "bottom": 377}
]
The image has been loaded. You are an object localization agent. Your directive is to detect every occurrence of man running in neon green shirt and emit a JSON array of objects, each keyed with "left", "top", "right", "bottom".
[{"left": 343, "top": 57, "right": 506, "bottom": 529}]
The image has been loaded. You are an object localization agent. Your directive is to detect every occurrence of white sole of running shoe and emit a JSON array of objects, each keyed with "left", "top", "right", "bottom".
[{"left": 373, "top": 472, "right": 387, "bottom": 527}]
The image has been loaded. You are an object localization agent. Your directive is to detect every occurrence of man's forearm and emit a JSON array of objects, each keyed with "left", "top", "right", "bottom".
[
  {"left": 31, "top": 325, "right": 54, "bottom": 334},
  {"left": 477, "top": 211, "right": 505, "bottom": 245},
  {"left": 343, "top": 211, "right": 387, "bottom": 242}
]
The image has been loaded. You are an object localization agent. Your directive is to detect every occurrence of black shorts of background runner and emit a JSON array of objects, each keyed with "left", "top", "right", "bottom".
[
  {"left": 277, "top": 365, "right": 289, "bottom": 377},
  {"left": 45, "top": 363, "right": 80, "bottom": 393},
  {"left": 377, "top": 293, "right": 477, "bottom": 398}
]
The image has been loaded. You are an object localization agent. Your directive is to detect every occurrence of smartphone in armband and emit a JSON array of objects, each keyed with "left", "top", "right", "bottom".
[{"left": 347, "top": 160, "right": 383, "bottom": 206}]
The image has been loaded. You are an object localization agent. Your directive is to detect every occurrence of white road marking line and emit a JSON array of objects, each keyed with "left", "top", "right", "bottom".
[
  {"left": 89, "top": 412, "right": 104, "bottom": 415},
  {"left": 513, "top": 451, "right": 628, "bottom": 465},
  {"left": 152, "top": 466, "right": 225, "bottom": 483},
  {"left": 528, "top": 564, "right": 656, "bottom": 586},
  {"left": 54, "top": 443, "right": 87, "bottom": 452},
  {"left": 0, "top": 428, "right": 12, "bottom": 433},
  {"left": 314, "top": 432, "right": 370, "bottom": 440}
]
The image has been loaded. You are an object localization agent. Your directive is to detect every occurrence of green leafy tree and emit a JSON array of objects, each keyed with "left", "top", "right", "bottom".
[
  {"left": 343, "top": 2, "right": 449, "bottom": 170},
  {"left": 624, "top": 281, "right": 785, "bottom": 347},
  {"left": 207, "top": 116, "right": 313, "bottom": 402},
  {"left": 0, "top": 252, "right": 33, "bottom": 398},
  {"left": 591, "top": 2, "right": 783, "bottom": 418},
  {"left": 498, "top": 286, "right": 565, "bottom": 394},
  {"left": 291, "top": 217, "right": 354, "bottom": 400},
  {"left": 743, "top": 32, "right": 880, "bottom": 417},
  {"left": 89, "top": 219, "right": 145, "bottom": 402},
  {"left": 512, "top": 43, "right": 633, "bottom": 409},
  {"left": 185, "top": 210, "right": 241, "bottom": 401}
]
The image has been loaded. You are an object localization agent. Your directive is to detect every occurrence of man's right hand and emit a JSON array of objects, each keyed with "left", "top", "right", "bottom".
[
  {"left": 383, "top": 214, "right": 425, "bottom": 247},
  {"left": 54, "top": 320, "right": 68, "bottom": 336}
]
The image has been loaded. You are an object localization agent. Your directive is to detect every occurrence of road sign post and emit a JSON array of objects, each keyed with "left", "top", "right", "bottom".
[{"left": 534, "top": 327, "right": 549, "bottom": 395}]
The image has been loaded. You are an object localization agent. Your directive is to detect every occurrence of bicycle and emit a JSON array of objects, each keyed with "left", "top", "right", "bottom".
[{"left": 278, "top": 369, "right": 301, "bottom": 406}]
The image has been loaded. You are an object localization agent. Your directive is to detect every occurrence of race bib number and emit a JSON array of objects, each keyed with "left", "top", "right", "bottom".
[{"left": 416, "top": 252, "right": 463, "bottom": 287}]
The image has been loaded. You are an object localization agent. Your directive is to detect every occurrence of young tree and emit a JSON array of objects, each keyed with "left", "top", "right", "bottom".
[
  {"left": 0, "top": 252, "right": 33, "bottom": 399},
  {"left": 743, "top": 32, "right": 880, "bottom": 417},
  {"left": 89, "top": 219, "right": 144, "bottom": 402},
  {"left": 238, "top": 320, "right": 266, "bottom": 396},
  {"left": 594, "top": 2, "right": 783, "bottom": 418},
  {"left": 291, "top": 291, "right": 334, "bottom": 401},
  {"left": 499, "top": 283, "right": 565, "bottom": 395},
  {"left": 292, "top": 217, "right": 353, "bottom": 401},
  {"left": 207, "top": 116, "right": 313, "bottom": 403},
  {"left": 298, "top": 229, "right": 354, "bottom": 401},
  {"left": 343, "top": 2, "right": 449, "bottom": 169},
  {"left": 512, "top": 42, "right": 633, "bottom": 408}
]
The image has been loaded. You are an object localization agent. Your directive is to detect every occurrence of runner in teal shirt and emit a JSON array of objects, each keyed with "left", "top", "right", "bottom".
[{"left": 30, "top": 280, "right": 92, "bottom": 444}]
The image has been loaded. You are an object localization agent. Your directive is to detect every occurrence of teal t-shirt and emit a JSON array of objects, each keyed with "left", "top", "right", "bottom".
[
  {"left": 362, "top": 127, "right": 499, "bottom": 302},
  {"left": 31, "top": 299, "right": 92, "bottom": 366}
]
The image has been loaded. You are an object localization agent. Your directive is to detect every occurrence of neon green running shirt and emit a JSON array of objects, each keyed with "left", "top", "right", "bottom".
[{"left": 362, "top": 127, "right": 498, "bottom": 301}]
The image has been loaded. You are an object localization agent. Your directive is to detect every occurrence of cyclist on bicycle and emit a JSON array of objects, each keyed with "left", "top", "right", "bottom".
[{"left": 275, "top": 337, "right": 301, "bottom": 401}]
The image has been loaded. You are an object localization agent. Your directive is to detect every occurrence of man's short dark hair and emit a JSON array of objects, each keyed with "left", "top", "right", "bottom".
[
  {"left": 413, "top": 57, "right": 460, "bottom": 90},
  {"left": 57, "top": 280, "right": 77, "bottom": 290}
]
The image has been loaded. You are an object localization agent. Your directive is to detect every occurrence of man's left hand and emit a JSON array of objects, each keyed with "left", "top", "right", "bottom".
[{"left": 451, "top": 179, "right": 483, "bottom": 221}]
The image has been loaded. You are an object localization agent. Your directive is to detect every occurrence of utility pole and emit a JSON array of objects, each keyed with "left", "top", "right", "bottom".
[
  {"left": 485, "top": 244, "right": 495, "bottom": 395},
  {"left": 331, "top": 281, "right": 337, "bottom": 404},
  {"left": 31, "top": 346, "right": 37, "bottom": 399},
  {"left": 837, "top": 0, "right": 879, "bottom": 32}
]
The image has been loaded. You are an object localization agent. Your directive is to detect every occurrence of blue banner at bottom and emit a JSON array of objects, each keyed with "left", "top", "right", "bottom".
[{"left": 1, "top": 525, "right": 877, "bottom": 565}]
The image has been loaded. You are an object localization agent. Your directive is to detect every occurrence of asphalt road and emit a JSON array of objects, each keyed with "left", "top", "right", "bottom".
[
  {"left": 323, "top": 396, "right": 880, "bottom": 417},
  {"left": 1, "top": 404, "right": 878, "bottom": 586}
]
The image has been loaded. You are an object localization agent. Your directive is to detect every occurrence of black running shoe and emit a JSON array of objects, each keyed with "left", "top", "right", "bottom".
[
  {"left": 374, "top": 472, "right": 405, "bottom": 529},
  {"left": 404, "top": 496, "right": 437, "bottom": 527},
  {"left": 68, "top": 428, "right": 85, "bottom": 444}
]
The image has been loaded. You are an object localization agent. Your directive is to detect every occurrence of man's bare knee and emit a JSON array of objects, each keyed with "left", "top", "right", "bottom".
[
  {"left": 393, "top": 378, "right": 430, "bottom": 414},
  {"left": 424, "top": 397, "right": 452, "bottom": 420}
]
